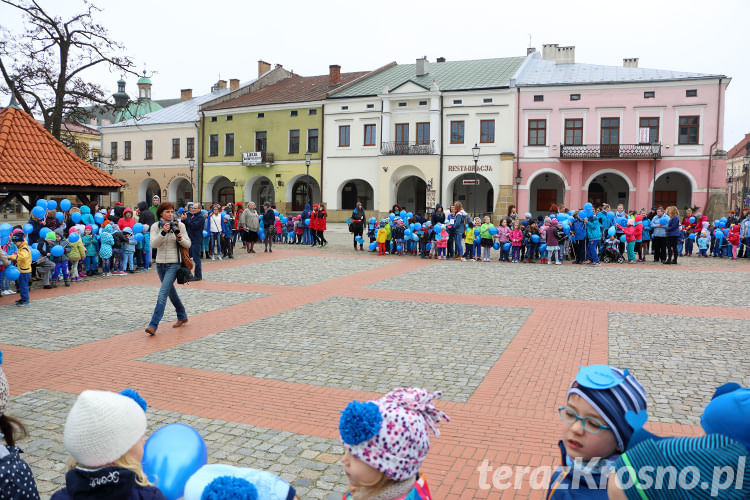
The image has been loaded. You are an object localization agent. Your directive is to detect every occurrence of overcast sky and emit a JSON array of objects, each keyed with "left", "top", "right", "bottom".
[{"left": 2, "top": 0, "right": 747, "bottom": 148}]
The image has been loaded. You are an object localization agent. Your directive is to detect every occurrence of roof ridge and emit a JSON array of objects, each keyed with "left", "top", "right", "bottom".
[
  {"left": 329, "top": 61, "right": 397, "bottom": 97},
  {"left": 0, "top": 107, "right": 16, "bottom": 153}
]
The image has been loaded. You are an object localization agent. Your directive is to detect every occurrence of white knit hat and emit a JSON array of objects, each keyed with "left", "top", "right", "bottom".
[{"left": 63, "top": 390, "right": 147, "bottom": 467}]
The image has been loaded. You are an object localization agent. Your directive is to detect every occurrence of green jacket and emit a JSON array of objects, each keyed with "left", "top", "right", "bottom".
[{"left": 480, "top": 223, "right": 492, "bottom": 240}]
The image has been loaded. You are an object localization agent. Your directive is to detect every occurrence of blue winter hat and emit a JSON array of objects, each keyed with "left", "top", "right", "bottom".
[
  {"left": 613, "top": 434, "right": 750, "bottom": 500},
  {"left": 701, "top": 382, "right": 750, "bottom": 451},
  {"left": 568, "top": 365, "right": 647, "bottom": 451},
  {"left": 183, "top": 464, "right": 295, "bottom": 500}
]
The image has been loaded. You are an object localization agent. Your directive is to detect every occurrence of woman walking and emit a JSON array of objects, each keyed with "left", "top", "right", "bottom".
[
  {"left": 146, "top": 202, "right": 191, "bottom": 336},
  {"left": 351, "top": 202, "right": 366, "bottom": 251}
]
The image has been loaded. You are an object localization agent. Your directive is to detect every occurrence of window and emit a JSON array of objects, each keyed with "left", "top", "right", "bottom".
[
  {"left": 564, "top": 119, "right": 583, "bottom": 145},
  {"left": 255, "top": 131, "right": 266, "bottom": 152},
  {"left": 686, "top": 89, "right": 697, "bottom": 97},
  {"left": 145, "top": 140, "right": 153, "bottom": 160},
  {"left": 600, "top": 118, "right": 620, "bottom": 144},
  {"left": 225, "top": 133, "right": 234, "bottom": 156},
  {"left": 210, "top": 116, "right": 217, "bottom": 122},
  {"left": 307, "top": 129, "right": 318, "bottom": 153},
  {"left": 419, "top": 100, "right": 427, "bottom": 106},
  {"left": 123, "top": 141, "right": 131, "bottom": 160},
  {"left": 452, "top": 99, "right": 462, "bottom": 105},
  {"left": 186, "top": 137, "right": 194, "bottom": 158},
  {"left": 483, "top": 98, "right": 493, "bottom": 104},
  {"left": 416, "top": 122, "right": 430, "bottom": 145},
  {"left": 480, "top": 120, "right": 495, "bottom": 143},
  {"left": 450, "top": 121, "right": 464, "bottom": 144},
  {"left": 208, "top": 135, "right": 218, "bottom": 156},
  {"left": 644, "top": 91, "right": 655, "bottom": 99},
  {"left": 290, "top": 110, "right": 298, "bottom": 117},
  {"left": 309, "top": 109, "right": 317, "bottom": 115},
  {"left": 678, "top": 116, "right": 699, "bottom": 144},
  {"left": 570, "top": 94, "right": 581, "bottom": 101},
  {"left": 398, "top": 102, "right": 407, "bottom": 107},
  {"left": 257, "top": 113, "right": 264, "bottom": 118},
  {"left": 341, "top": 105, "right": 349, "bottom": 111},
  {"left": 110, "top": 142, "right": 118, "bottom": 161},
  {"left": 288, "top": 129, "right": 300, "bottom": 153},
  {"left": 534, "top": 95, "right": 544, "bottom": 102},
  {"left": 395, "top": 123, "right": 409, "bottom": 143},
  {"left": 338, "top": 125, "right": 350, "bottom": 147},
  {"left": 226, "top": 115, "right": 233, "bottom": 121},
  {"left": 639, "top": 117, "right": 659, "bottom": 144},
  {"left": 171, "top": 138, "right": 180, "bottom": 159},
  {"left": 363, "top": 124, "right": 376, "bottom": 146},
  {"left": 528, "top": 119, "right": 546, "bottom": 146},
  {"left": 366, "top": 103, "right": 374, "bottom": 109}
]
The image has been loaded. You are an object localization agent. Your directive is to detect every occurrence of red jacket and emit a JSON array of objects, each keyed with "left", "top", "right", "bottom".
[
  {"left": 316, "top": 209, "right": 327, "bottom": 231},
  {"left": 616, "top": 224, "right": 637, "bottom": 242},
  {"left": 634, "top": 216, "right": 643, "bottom": 241},
  {"left": 117, "top": 209, "right": 136, "bottom": 231},
  {"left": 728, "top": 225, "right": 740, "bottom": 245}
]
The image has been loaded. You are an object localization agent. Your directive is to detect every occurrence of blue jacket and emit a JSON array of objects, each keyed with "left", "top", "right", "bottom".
[
  {"left": 51, "top": 466, "right": 166, "bottom": 500},
  {"left": 573, "top": 216, "right": 587, "bottom": 241},
  {"left": 651, "top": 216, "right": 667, "bottom": 237},
  {"left": 585, "top": 219, "right": 602, "bottom": 241},
  {"left": 597, "top": 212, "right": 611, "bottom": 234},
  {"left": 184, "top": 213, "right": 205, "bottom": 247},
  {"left": 546, "top": 442, "right": 611, "bottom": 500},
  {"left": 666, "top": 215, "right": 681, "bottom": 237}
]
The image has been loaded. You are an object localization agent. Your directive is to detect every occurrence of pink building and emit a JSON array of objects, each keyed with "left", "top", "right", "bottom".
[{"left": 514, "top": 45, "right": 729, "bottom": 217}]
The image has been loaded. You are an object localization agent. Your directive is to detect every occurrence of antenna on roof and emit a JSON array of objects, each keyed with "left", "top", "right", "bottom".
[{"left": 528, "top": 34, "right": 532, "bottom": 47}]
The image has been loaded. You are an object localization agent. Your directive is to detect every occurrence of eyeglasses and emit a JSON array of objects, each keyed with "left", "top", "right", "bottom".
[{"left": 558, "top": 406, "right": 611, "bottom": 434}]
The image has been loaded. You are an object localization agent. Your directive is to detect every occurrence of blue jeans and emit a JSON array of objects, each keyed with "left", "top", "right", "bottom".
[
  {"left": 190, "top": 244, "right": 202, "bottom": 280},
  {"left": 473, "top": 240, "right": 481, "bottom": 258},
  {"left": 123, "top": 252, "right": 134, "bottom": 271},
  {"left": 149, "top": 263, "right": 187, "bottom": 331},
  {"left": 85, "top": 255, "right": 97, "bottom": 272},
  {"left": 113, "top": 248, "right": 124, "bottom": 271},
  {"left": 17, "top": 273, "right": 29, "bottom": 302},
  {"left": 101, "top": 257, "right": 111, "bottom": 274},
  {"left": 454, "top": 233, "right": 463, "bottom": 258},
  {"left": 526, "top": 242, "right": 538, "bottom": 261},
  {"left": 587, "top": 240, "right": 600, "bottom": 263},
  {"left": 209, "top": 232, "right": 222, "bottom": 256},
  {"left": 303, "top": 227, "right": 311, "bottom": 244}
]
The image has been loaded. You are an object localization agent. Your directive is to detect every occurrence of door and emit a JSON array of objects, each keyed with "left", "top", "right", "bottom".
[
  {"left": 342, "top": 182, "right": 357, "bottom": 209},
  {"left": 292, "top": 181, "right": 307, "bottom": 211},
  {"left": 588, "top": 182, "right": 606, "bottom": 207},
  {"left": 600, "top": 118, "right": 620, "bottom": 158},
  {"left": 655, "top": 191, "right": 677, "bottom": 208},
  {"left": 537, "top": 189, "right": 557, "bottom": 212},
  {"left": 395, "top": 123, "right": 409, "bottom": 154}
]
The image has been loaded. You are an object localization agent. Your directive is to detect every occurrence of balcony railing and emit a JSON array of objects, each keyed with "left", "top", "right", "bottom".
[
  {"left": 560, "top": 143, "right": 661, "bottom": 160},
  {"left": 381, "top": 140, "right": 434, "bottom": 155}
]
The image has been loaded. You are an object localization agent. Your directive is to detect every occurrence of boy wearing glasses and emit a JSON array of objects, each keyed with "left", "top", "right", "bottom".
[{"left": 547, "top": 365, "right": 647, "bottom": 499}]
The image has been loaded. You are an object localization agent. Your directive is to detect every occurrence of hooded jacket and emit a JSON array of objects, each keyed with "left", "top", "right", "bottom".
[
  {"left": 80, "top": 205, "right": 95, "bottom": 227},
  {"left": 184, "top": 212, "right": 205, "bottom": 245},
  {"left": 117, "top": 209, "right": 136, "bottom": 231},
  {"left": 301, "top": 203, "right": 312, "bottom": 224},
  {"left": 431, "top": 204, "right": 445, "bottom": 226},
  {"left": 99, "top": 226, "right": 114, "bottom": 259},
  {"left": 51, "top": 466, "right": 166, "bottom": 500},
  {"left": 728, "top": 225, "right": 741, "bottom": 245},
  {"left": 148, "top": 196, "right": 160, "bottom": 220}
]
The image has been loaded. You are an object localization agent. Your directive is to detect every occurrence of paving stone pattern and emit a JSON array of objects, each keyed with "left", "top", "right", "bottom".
[
  {"left": 0, "top": 287, "right": 264, "bottom": 350},
  {"left": 141, "top": 297, "right": 530, "bottom": 401},
  {"left": 369, "top": 261, "right": 747, "bottom": 307},
  {"left": 8, "top": 389, "right": 348, "bottom": 500},
  {"left": 608, "top": 312, "right": 750, "bottom": 425},
  {"left": 203, "top": 255, "right": 395, "bottom": 286}
]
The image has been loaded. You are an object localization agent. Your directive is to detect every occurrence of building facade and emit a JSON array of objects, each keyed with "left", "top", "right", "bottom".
[
  {"left": 726, "top": 133, "right": 750, "bottom": 212},
  {"left": 515, "top": 46, "right": 729, "bottom": 218}
]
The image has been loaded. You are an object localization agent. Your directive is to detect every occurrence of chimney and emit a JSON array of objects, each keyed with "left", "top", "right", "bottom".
[
  {"left": 217, "top": 80, "right": 227, "bottom": 89},
  {"left": 623, "top": 57, "right": 639, "bottom": 68},
  {"left": 329, "top": 64, "right": 341, "bottom": 85},
  {"left": 258, "top": 60, "right": 271, "bottom": 77},
  {"left": 229, "top": 78, "right": 240, "bottom": 91},
  {"left": 180, "top": 89, "right": 192, "bottom": 102},
  {"left": 542, "top": 43, "right": 558, "bottom": 60},
  {"left": 555, "top": 46, "right": 575, "bottom": 64},
  {"left": 436, "top": 57, "right": 446, "bottom": 63},
  {"left": 416, "top": 57, "right": 428, "bottom": 77},
  {"left": 527, "top": 47, "right": 536, "bottom": 56}
]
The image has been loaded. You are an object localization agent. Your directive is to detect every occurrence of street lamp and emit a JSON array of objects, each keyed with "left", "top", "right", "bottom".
[
  {"left": 188, "top": 157, "right": 195, "bottom": 200},
  {"left": 650, "top": 142, "right": 661, "bottom": 209},
  {"left": 304, "top": 150, "right": 312, "bottom": 206},
  {"left": 471, "top": 143, "right": 480, "bottom": 217}
]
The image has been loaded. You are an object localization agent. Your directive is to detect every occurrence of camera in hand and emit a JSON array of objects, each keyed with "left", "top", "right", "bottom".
[{"left": 159, "top": 219, "right": 180, "bottom": 234}]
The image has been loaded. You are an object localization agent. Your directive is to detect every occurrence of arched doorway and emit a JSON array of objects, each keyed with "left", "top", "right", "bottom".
[
  {"left": 340, "top": 179, "right": 374, "bottom": 210},
  {"left": 396, "top": 176, "right": 427, "bottom": 214},
  {"left": 288, "top": 176, "right": 321, "bottom": 211},
  {"left": 250, "top": 176, "right": 275, "bottom": 206},
  {"left": 138, "top": 178, "right": 161, "bottom": 205},
  {"left": 218, "top": 186, "right": 235, "bottom": 206},
  {"left": 204, "top": 176, "right": 233, "bottom": 206},
  {"left": 586, "top": 172, "right": 630, "bottom": 210},
  {"left": 529, "top": 171, "right": 565, "bottom": 215},
  {"left": 450, "top": 174, "right": 494, "bottom": 217},
  {"left": 653, "top": 170, "right": 693, "bottom": 210},
  {"left": 169, "top": 178, "right": 193, "bottom": 207}
]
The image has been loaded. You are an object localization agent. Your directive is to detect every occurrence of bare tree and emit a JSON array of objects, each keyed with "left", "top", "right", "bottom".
[{"left": 0, "top": 0, "right": 137, "bottom": 139}]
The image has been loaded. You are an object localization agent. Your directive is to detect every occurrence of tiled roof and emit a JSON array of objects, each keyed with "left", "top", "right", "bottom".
[
  {"left": 203, "top": 72, "right": 369, "bottom": 111},
  {"left": 516, "top": 52, "right": 725, "bottom": 86},
  {"left": 61, "top": 121, "right": 100, "bottom": 135},
  {"left": 727, "top": 133, "right": 750, "bottom": 159},
  {"left": 103, "top": 88, "right": 231, "bottom": 128},
  {"left": 329, "top": 57, "right": 525, "bottom": 98},
  {"left": 0, "top": 107, "right": 123, "bottom": 188}
]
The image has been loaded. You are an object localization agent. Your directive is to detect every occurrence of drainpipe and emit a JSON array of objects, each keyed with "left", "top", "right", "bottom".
[
  {"left": 515, "top": 87, "right": 521, "bottom": 209},
  {"left": 320, "top": 103, "right": 325, "bottom": 207},
  {"left": 194, "top": 120, "right": 200, "bottom": 202},
  {"left": 706, "top": 77, "right": 722, "bottom": 212},
  {"left": 200, "top": 111, "right": 206, "bottom": 203},
  {"left": 439, "top": 95, "right": 444, "bottom": 207}
]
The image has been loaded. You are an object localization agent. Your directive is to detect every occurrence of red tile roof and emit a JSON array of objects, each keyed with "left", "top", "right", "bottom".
[
  {"left": 727, "top": 133, "right": 750, "bottom": 159},
  {"left": 0, "top": 107, "right": 122, "bottom": 188},
  {"left": 203, "top": 72, "right": 369, "bottom": 111},
  {"left": 62, "top": 120, "right": 101, "bottom": 136}
]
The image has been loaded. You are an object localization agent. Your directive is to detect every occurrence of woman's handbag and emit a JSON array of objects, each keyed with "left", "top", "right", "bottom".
[
  {"left": 176, "top": 236, "right": 194, "bottom": 284},
  {"left": 179, "top": 245, "right": 193, "bottom": 271}
]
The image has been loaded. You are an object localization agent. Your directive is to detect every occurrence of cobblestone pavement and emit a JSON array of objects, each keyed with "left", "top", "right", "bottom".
[
  {"left": 368, "top": 261, "right": 747, "bottom": 307},
  {"left": 608, "top": 312, "right": 750, "bottom": 425},
  {"left": 0, "top": 286, "right": 264, "bottom": 350},
  {"left": 8, "top": 389, "right": 347, "bottom": 500},
  {"left": 140, "top": 297, "right": 529, "bottom": 401},
  {"left": 203, "top": 255, "right": 395, "bottom": 286}
]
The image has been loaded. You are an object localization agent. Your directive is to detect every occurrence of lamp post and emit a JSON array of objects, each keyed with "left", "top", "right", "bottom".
[
  {"left": 471, "top": 143, "right": 480, "bottom": 217},
  {"left": 188, "top": 158, "right": 195, "bottom": 201},
  {"left": 304, "top": 150, "right": 312, "bottom": 206},
  {"left": 650, "top": 143, "right": 661, "bottom": 209}
]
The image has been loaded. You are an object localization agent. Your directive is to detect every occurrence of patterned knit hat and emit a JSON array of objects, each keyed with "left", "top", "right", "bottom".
[
  {"left": 338, "top": 387, "right": 449, "bottom": 481},
  {"left": 613, "top": 434, "right": 750, "bottom": 500},
  {"left": 568, "top": 365, "right": 647, "bottom": 451},
  {"left": 0, "top": 351, "right": 9, "bottom": 416}
]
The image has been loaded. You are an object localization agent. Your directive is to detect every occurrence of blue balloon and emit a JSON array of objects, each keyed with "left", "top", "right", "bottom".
[
  {"left": 414, "top": 223, "right": 421, "bottom": 231},
  {"left": 202, "top": 230, "right": 208, "bottom": 237},
  {"left": 404, "top": 229, "right": 412, "bottom": 238},
  {"left": 23, "top": 223, "right": 34, "bottom": 234},
  {"left": 201, "top": 210, "right": 208, "bottom": 216},
  {"left": 369, "top": 242, "right": 377, "bottom": 251},
  {"left": 55, "top": 212, "right": 64, "bottom": 222},
  {"left": 489, "top": 226, "right": 498, "bottom": 235},
  {"left": 4, "top": 266, "right": 20, "bottom": 281},
  {"left": 607, "top": 211, "right": 615, "bottom": 221},
  {"left": 400, "top": 210, "right": 407, "bottom": 218},
  {"left": 31, "top": 249, "right": 41, "bottom": 261},
  {"left": 689, "top": 233, "right": 696, "bottom": 240},
  {"left": 68, "top": 232, "right": 80, "bottom": 243},
  {"left": 538, "top": 243, "right": 547, "bottom": 253},
  {"left": 135, "top": 233, "right": 144, "bottom": 242},
  {"left": 660, "top": 216, "right": 669, "bottom": 226},
  {"left": 71, "top": 212, "right": 82, "bottom": 223},
  {"left": 502, "top": 242, "right": 511, "bottom": 251},
  {"left": 39, "top": 227, "right": 51, "bottom": 239},
  {"left": 608, "top": 227, "right": 616, "bottom": 237},
  {"left": 355, "top": 236, "right": 364, "bottom": 243},
  {"left": 32, "top": 206, "right": 45, "bottom": 218},
  {"left": 304, "top": 219, "right": 310, "bottom": 226},
  {"left": 47, "top": 200, "right": 57, "bottom": 210},
  {"left": 717, "top": 221, "right": 726, "bottom": 228},
  {"left": 425, "top": 243, "right": 431, "bottom": 251},
  {"left": 584, "top": 202, "right": 593, "bottom": 211},
  {"left": 396, "top": 245, "right": 403, "bottom": 252},
  {"left": 620, "top": 235, "right": 627, "bottom": 243},
  {"left": 142, "top": 424, "right": 207, "bottom": 500},
  {"left": 689, "top": 216, "right": 696, "bottom": 224},
  {"left": 132, "top": 223, "right": 144, "bottom": 234},
  {"left": 714, "top": 229, "right": 724, "bottom": 239},
  {"left": 0, "top": 223, "right": 11, "bottom": 236},
  {"left": 531, "top": 234, "right": 540, "bottom": 243},
  {"left": 474, "top": 228, "right": 480, "bottom": 236},
  {"left": 435, "top": 234, "right": 441, "bottom": 240},
  {"left": 412, "top": 233, "right": 419, "bottom": 241},
  {"left": 91, "top": 224, "right": 99, "bottom": 234},
  {"left": 493, "top": 241, "right": 500, "bottom": 250},
  {"left": 35, "top": 199, "right": 48, "bottom": 210},
  {"left": 51, "top": 245, "right": 64, "bottom": 257},
  {"left": 556, "top": 213, "right": 569, "bottom": 222},
  {"left": 389, "top": 213, "right": 395, "bottom": 221},
  {"left": 434, "top": 224, "right": 442, "bottom": 233},
  {"left": 617, "top": 217, "right": 628, "bottom": 227},
  {"left": 281, "top": 217, "right": 288, "bottom": 224},
  {"left": 95, "top": 213, "right": 105, "bottom": 224},
  {"left": 720, "top": 217, "right": 728, "bottom": 223},
  {"left": 60, "top": 199, "right": 71, "bottom": 211},
  {"left": 31, "top": 243, "right": 37, "bottom": 249},
  {"left": 346, "top": 218, "right": 352, "bottom": 224}
]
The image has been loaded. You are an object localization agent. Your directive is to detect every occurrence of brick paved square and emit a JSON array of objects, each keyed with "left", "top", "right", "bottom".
[
  {"left": 139, "top": 297, "right": 530, "bottom": 401},
  {"left": 609, "top": 312, "right": 750, "bottom": 425},
  {"left": 203, "top": 255, "right": 395, "bottom": 286},
  {"left": 8, "top": 389, "right": 347, "bottom": 500},
  {"left": 369, "top": 262, "right": 747, "bottom": 307},
  {"left": 0, "top": 287, "right": 265, "bottom": 350}
]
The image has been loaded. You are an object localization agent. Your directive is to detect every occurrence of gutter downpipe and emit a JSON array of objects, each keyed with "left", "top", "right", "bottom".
[
  {"left": 439, "top": 95, "right": 444, "bottom": 208},
  {"left": 515, "top": 86, "right": 521, "bottom": 209},
  {"left": 194, "top": 119, "right": 200, "bottom": 202},
  {"left": 320, "top": 103, "right": 325, "bottom": 208},
  {"left": 705, "top": 77, "right": 722, "bottom": 213},
  {"left": 200, "top": 111, "right": 206, "bottom": 203}
]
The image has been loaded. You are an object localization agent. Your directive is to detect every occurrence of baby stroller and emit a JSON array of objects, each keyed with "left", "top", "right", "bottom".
[{"left": 600, "top": 242, "right": 625, "bottom": 264}]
